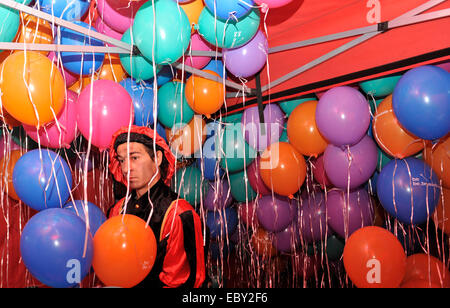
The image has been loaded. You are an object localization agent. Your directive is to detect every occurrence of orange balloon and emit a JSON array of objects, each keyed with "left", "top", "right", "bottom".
[
  {"left": 372, "top": 95, "right": 424, "bottom": 158},
  {"left": 343, "top": 226, "right": 406, "bottom": 288},
  {"left": 251, "top": 228, "right": 276, "bottom": 257},
  {"left": 0, "top": 51, "right": 65, "bottom": 127},
  {"left": 287, "top": 100, "right": 328, "bottom": 157},
  {"left": 92, "top": 214, "right": 157, "bottom": 288},
  {"left": 423, "top": 134, "right": 450, "bottom": 188},
  {"left": 0, "top": 150, "right": 23, "bottom": 200},
  {"left": 166, "top": 115, "right": 206, "bottom": 158},
  {"left": 433, "top": 187, "right": 450, "bottom": 236},
  {"left": 185, "top": 70, "right": 224, "bottom": 118},
  {"left": 97, "top": 53, "right": 128, "bottom": 83},
  {"left": 401, "top": 253, "right": 450, "bottom": 288},
  {"left": 259, "top": 142, "right": 306, "bottom": 197},
  {"left": 16, "top": 14, "right": 53, "bottom": 56},
  {"left": 180, "top": 0, "right": 205, "bottom": 31}
]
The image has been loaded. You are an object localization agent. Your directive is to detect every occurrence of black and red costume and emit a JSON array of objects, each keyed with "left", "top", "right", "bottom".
[{"left": 108, "top": 126, "right": 208, "bottom": 288}]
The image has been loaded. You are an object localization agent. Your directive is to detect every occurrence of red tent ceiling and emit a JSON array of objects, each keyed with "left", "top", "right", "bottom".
[{"left": 222, "top": 0, "right": 450, "bottom": 116}]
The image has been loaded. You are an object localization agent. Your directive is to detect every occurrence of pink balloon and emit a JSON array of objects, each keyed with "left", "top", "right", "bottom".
[
  {"left": 237, "top": 200, "right": 258, "bottom": 228},
  {"left": 246, "top": 156, "right": 271, "bottom": 195},
  {"left": 48, "top": 51, "right": 78, "bottom": 87},
  {"left": 311, "top": 154, "right": 333, "bottom": 189},
  {"left": 436, "top": 61, "right": 450, "bottom": 73},
  {"left": 254, "top": 0, "right": 293, "bottom": 11},
  {"left": 77, "top": 80, "right": 133, "bottom": 150},
  {"left": 23, "top": 90, "right": 79, "bottom": 149},
  {"left": 98, "top": 0, "right": 143, "bottom": 33},
  {"left": 184, "top": 33, "right": 213, "bottom": 70},
  {"left": 94, "top": 17, "right": 123, "bottom": 41}
]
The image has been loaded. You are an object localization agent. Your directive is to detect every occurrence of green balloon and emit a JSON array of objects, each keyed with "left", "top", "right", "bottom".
[
  {"left": 198, "top": 7, "right": 260, "bottom": 49},
  {"left": 119, "top": 29, "right": 161, "bottom": 82},
  {"left": 229, "top": 170, "right": 257, "bottom": 202},
  {"left": 157, "top": 81, "right": 194, "bottom": 129},
  {"left": 172, "top": 165, "right": 209, "bottom": 206},
  {"left": 359, "top": 75, "right": 402, "bottom": 98},
  {"left": 133, "top": 0, "right": 191, "bottom": 65},
  {"left": 0, "top": 5, "right": 20, "bottom": 53},
  {"left": 279, "top": 123, "right": 289, "bottom": 143},
  {"left": 216, "top": 124, "right": 256, "bottom": 173},
  {"left": 279, "top": 96, "right": 317, "bottom": 116}
]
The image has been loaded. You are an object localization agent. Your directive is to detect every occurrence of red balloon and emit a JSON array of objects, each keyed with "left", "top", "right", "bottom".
[
  {"left": 343, "top": 226, "right": 406, "bottom": 288},
  {"left": 401, "top": 253, "right": 450, "bottom": 288}
]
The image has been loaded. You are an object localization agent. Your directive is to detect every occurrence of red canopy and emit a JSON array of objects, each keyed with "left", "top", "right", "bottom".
[{"left": 223, "top": 0, "right": 450, "bottom": 115}]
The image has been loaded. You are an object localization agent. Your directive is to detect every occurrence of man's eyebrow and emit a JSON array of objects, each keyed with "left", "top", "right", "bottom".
[{"left": 116, "top": 151, "right": 141, "bottom": 159}]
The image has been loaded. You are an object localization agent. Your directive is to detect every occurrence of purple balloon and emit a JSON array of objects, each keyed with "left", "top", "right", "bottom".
[
  {"left": 204, "top": 178, "right": 233, "bottom": 211},
  {"left": 274, "top": 223, "right": 300, "bottom": 253},
  {"left": 246, "top": 156, "right": 271, "bottom": 195},
  {"left": 298, "top": 191, "right": 331, "bottom": 244},
  {"left": 223, "top": 30, "right": 268, "bottom": 78},
  {"left": 257, "top": 194, "right": 293, "bottom": 232},
  {"left": 323, "top": 135, "right": 378, "bottom": 190},
  {"left": 316, "top": 86, "right": 370, "bottom": 146},
  {"left": 242, "top": 104, "right": 285, "bottom": 151},
  {"left": 326, "top": 188, "right": 374, "bottom": 239}
]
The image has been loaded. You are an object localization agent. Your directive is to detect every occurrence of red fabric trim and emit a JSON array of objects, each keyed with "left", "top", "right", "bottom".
[
  {"left": 159, "top": 199, "right": 205, "bottom": 288},
  {"left": 108, "top": 125, "right": 176, "bottom": 187}
]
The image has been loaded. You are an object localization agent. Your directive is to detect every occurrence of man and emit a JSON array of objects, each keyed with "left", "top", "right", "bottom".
[{"left": 107, "top": 125, "right": 208, "bottom": 288}]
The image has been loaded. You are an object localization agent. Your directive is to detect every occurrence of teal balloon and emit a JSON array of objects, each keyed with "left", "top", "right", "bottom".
[
  {"left": 216, "top": 124, "right": 256, "bottom": 173},
  {"left": 359, "top": 75, "right": 402, "bottom": 98},
  {"left": 306, "top": 235, "right": 345, "bottom": 261},
  {"left": 222, "top": 112, "right": 242, "bottom": 124},
  {"left": 157, "top": 81, "right": 194, "bottom": 128},
  {"left": 229, "top": 170, "right": 257, "bottom": 202},
  {"left": 119, "top": 29, "right": 161, "bottom": 82},
  {"left": 0, "top": 5, "right": 20, "bottom": 53},
  {"left": 16, "top": 0, "right": 32, "bottom": 4},
  {"left": 198, "top": 7, "right": 260, "bottom": 49},
  {"left": 172, "top": 165, "right": 209, "bottom": 206},
  {"left": 279, "top": 124, "right": 289, "bottom": 143},
  {"left": 279, "top": 96, "right": 316, "bottom": 116},
  {"left": 133, "top": 0, "right": 191, "bottom": 64}
]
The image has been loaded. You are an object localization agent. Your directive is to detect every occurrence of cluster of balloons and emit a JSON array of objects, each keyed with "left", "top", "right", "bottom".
[{"left": 1, "top": 0, "right": 449, "bottom": 288}]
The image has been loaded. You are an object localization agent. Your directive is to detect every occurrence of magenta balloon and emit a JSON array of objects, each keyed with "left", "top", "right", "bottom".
[
  {"left": 99, "top": 0, "right": 143, "bottom": 33},
  {"left": 204, "top": 178, "right": 233, "bottom": 211},
  {"left": 94, "top": 16, "right": 123, "bottom": 41},
  {"left": 77, "top": 80, "right": 133, "bottom": 150},
  {"left": 242, "top": 104, "right": 285, "bottom": 152},
  {"left": 223, "top": 30, "right": 268, "bottom": 78},
  {"left": 185, "top": 33, "right": 213, "bottom": 70},
  {"left": 23, "top": 90, "right": 79, "bottom": 149},
  {"left": 246, "top": 156, "right": 271, "bottom": 195},
  {"left": 326, "top": 188, "right": 374, "bottom": 239},
  {"left": 256, "top": 194, "right": 293, "bottom": 232},
  {"left": 323, "top": 135, "right": 378, "bottom": 190},
  {"left": 311, "top": 154, "right": 333, "bottom": 188},
  {"left": 298, "top": 191, "right": 331, "bottom": 244},
  {"left": 315, "top": 86, "right": 370, "bottom": 146}
]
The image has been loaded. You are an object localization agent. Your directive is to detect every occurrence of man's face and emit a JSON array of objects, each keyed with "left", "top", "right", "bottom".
[{"left": 116, "top": 142, "right": 162, "bottom": 196}]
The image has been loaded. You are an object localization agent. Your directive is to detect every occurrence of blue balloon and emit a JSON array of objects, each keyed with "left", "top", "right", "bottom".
[
  {"left": 156, "top": 121, "right": 167, "bottom": 142},
  {"left": 20, "top": 208, "right": 93, "bottom": 288},
  {"left": 120, "top": 78, "right": 155, "bottom": 127},
  {"left": 197, "top": 135, "right": 224, "bottom": 181},
  {"left": 203, "top": 59, "right": 226, "bottom": 79},
  {"left": 204, "top": 0, "right": 254, "bottom": 20},
  {"left": 392, "top": 65, "right": 450, "bottom": 140},
  {"left": 377, "top": 157, "right": 440, "bottom": 225},
  {"left": 38, "top": 0, "right": 90, "bottom": 21},
  {"left": 206, "top": 207, "right": 238, "bottom": 239},
  {"left": 64, "top": 200, "right": 106, "bottom": 236},
  {"left": 13, "top": 149, "right": 72, "bottom": 211},
  {"left": 57, "top": 21, "right": 105, "bottom": 75}
]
